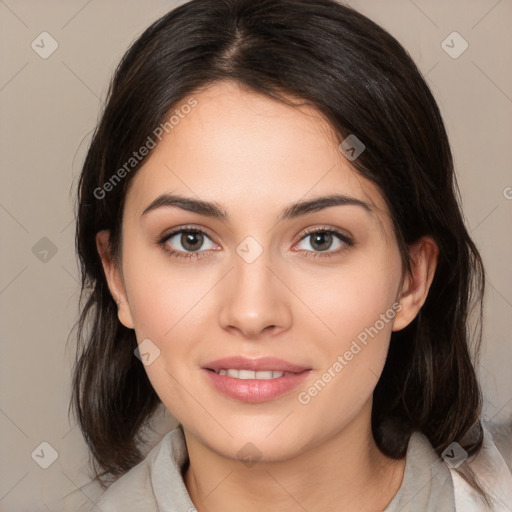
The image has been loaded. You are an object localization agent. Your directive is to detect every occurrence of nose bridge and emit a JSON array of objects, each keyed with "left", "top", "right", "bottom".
[{"left": 218, "top": 241, "right": 292, "bottom": 337}]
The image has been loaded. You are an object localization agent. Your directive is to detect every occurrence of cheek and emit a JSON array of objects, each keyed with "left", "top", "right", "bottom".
[
  {"left": 121, "top": 240, "right": 210, "bottom": 339},
  {"left": 302, "top": 247, "right": 402, "bottom": 346},
  {"left": 120, "top": 249, "right": 210, "bottom": 411},
  {"left": 294, "top": 254, "right": 402, "bottom": 427},
  {"left": 123, "top": 231, "right": 402, "bottom": 352}
]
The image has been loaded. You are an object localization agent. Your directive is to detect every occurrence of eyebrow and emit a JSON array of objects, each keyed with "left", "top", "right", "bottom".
[{"left": 141, "top": 192, "right": 373, "bottom": 222}]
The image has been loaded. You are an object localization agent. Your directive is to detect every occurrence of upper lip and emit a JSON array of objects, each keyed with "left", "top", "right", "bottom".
[{"left": 203, "top": 356, "right": 310, "bottom": 373}]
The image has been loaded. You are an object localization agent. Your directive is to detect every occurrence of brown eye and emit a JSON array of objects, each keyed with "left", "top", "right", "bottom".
[
  {"left": 179, "top": 230, "right": 204, "bottom": 252},
  {"left": 308, "top": 231, "right": 334, "bottom": 251},
  {"left": 158, "top": 226, "right": 219, "bottom": 260},
  {"left": 295, "top": 228, "right": 354, "bottom": 258}
]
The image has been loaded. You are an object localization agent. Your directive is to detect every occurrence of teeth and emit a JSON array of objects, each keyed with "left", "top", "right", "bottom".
[{"left": 213, "top": 369, "right": 295, "bottom": 379}]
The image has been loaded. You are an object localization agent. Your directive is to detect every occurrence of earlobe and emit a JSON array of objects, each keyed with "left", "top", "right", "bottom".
[
  {"left": 392, "top": 236, "right": 438, "bottom": 332},
  {"left": 95, "top": 230, "right": 135, "bottom": 329}
]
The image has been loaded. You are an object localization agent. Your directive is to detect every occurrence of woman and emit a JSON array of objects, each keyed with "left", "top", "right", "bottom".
[{"left": 72, "top": 0, "right": 512, "bottom": 510}]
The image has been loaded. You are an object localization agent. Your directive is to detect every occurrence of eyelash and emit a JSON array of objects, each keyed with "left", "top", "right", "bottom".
[{"left": 156, "top": 225, "right": 354, "bottom": 261}]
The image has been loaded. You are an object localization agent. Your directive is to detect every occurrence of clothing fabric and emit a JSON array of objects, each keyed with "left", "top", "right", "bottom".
[{"left": 89, "top": 421, "right": 512, "bottom": 511}]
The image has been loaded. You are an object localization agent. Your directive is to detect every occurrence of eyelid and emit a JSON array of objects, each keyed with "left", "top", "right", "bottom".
[
  {"left": 159, "top": 224, "right": 219, "bottom": 245},
  {"left": 156, "top": 225, "right": 220, "bottom": 262},
  {"left": 298, "top": 225, "right": 353, "bottom": 243},
  {"left": 292, "top": 225, "right": 354, "bottom": 257}
]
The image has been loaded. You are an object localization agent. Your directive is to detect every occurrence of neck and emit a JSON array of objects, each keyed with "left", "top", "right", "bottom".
[{"left": 182, "top": 401, "right": 406, "bottom": 512}]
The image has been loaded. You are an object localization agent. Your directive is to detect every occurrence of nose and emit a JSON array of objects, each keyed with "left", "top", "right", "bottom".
[{"left": 217, "top": 250, "right": 293, "bottom": 339}]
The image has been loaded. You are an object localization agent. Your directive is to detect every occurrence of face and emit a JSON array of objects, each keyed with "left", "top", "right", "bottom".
[{"left": 97, "top": 80, "right": 431, "bottom": 463}]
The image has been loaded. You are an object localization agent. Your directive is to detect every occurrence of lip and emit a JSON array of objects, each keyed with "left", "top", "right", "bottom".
[{"left": 202, "top": 356, "right": 311, "bottom": 403}]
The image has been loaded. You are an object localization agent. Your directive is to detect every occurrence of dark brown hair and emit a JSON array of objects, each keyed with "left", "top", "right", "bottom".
[{"left": 71, "top": 0, "right": 488, "bottom": 502}]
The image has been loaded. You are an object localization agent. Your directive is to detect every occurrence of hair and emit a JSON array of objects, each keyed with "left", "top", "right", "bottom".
[{"left": 71, "top": 0, "right": 489, "bottom": 504}]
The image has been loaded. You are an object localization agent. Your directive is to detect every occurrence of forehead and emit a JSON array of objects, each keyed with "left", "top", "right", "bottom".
[{"left": 123, "top": 81, "right": 389, "bottom": 222}]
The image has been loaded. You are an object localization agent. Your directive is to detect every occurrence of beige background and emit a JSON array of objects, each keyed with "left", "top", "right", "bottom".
[{"left": 1, "top": 0, "right": 511, "bottom": 510}]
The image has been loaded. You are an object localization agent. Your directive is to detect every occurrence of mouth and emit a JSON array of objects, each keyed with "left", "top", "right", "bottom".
[
  {"left": 202, "top": 356, "right": 312, "bottom": 403},
  {"left": 203, "top": 355, "right": 310, "bottom": 373},
  {"left": 207, "top": 368, "right": 297, "bottom": 379}
]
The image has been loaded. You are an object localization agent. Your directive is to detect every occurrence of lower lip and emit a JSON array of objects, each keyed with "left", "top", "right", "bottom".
[{"left": 202, "top": 368, "right": 311, "bottom": 403}]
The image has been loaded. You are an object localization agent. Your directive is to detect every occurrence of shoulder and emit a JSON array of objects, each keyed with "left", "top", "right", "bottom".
[
  {"left": 489, "top": 420, "right": 512, "bottom": 472},
  {"left": 89, "top": 429, "right": 187, "bottom": 512},
  {"left": 449, "top": 419, "right": 512, "bottom": 512},
  {"left": 90, "top": 450, "right": 158, "bottom": 512}
]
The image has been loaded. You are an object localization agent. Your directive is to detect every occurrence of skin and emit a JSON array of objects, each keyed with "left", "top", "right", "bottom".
[{"left": 96, "top": 80, "right": 438, "bottom": 511}]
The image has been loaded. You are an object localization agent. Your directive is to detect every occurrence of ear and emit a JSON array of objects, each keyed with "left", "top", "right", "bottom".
[
  {"left": 95, "top": 230, "right": 135, "bottom": 329},
  {"left": 392, "top": 235, "right": 438, "bottom": 332}
]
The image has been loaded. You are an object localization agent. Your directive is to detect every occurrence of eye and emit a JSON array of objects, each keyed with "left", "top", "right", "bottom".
[
  {"left": 294, "top": 227, "right": 354, "bottom": 258},
  {"left": 157, "top": 226, "right": 219, "bottom": 261},
  {"left": 157, "top": 225, "right": 354, "bottom": 262}
]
